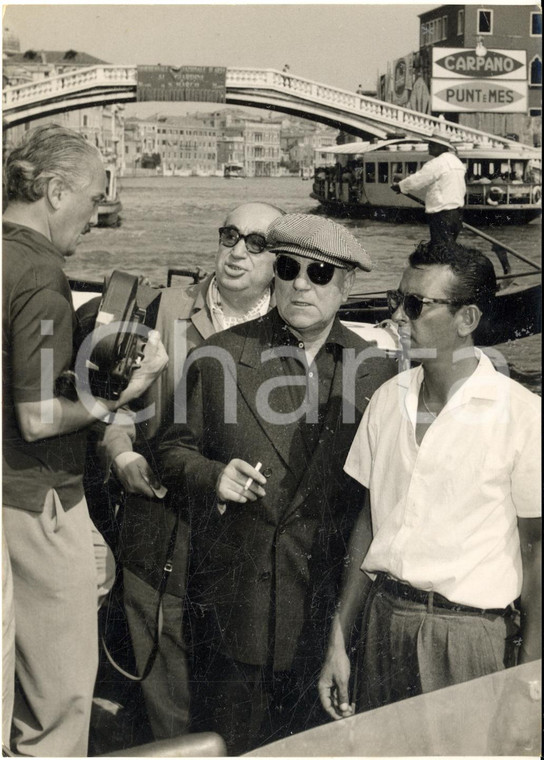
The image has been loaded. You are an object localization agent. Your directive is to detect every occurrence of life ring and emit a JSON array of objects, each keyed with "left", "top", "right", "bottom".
[
  {"left": 486, "top": 186, "right": 504, "bottom": 206},
  {"left": 533, "top": 187, "right": 541, "bottom": 205}
]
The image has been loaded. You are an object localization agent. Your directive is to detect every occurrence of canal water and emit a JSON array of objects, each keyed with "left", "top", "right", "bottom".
[{"left": 68, "top": 175, "right": 541, "bottom": 383}]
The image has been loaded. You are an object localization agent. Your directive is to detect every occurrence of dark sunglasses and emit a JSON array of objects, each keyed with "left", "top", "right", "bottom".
[
  {"left": 387, "top": 290, "right": 467, "bottom": 320},
  {"left": 274, "top": 254, "right": 340, "bottom": 286},
  {"left": 218, "top": 226, "right": 267, "bottom": 254}
]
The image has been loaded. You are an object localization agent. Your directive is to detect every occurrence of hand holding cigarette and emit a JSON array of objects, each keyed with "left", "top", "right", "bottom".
[
  {"left": 244, "top": 462, "right": 262, "bottom": 491},
  {"left": 216, "top": 458, "right": 267, "bottom": 503}
]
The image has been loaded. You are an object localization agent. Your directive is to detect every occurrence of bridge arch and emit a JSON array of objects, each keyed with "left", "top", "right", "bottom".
[{"left": 2, "top": 65, "right": 525, "bottom": 150}]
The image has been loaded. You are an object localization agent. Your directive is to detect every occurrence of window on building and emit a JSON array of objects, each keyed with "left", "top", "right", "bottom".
[
  {"left": 478, "top": 9, "right": 493, "bottom": 35},
  {"left": 530, "top": 56, "right": 542, "bottom": 85},
  {"left": 529, "top": 107, "right": 542, "bottom": 116},
  {"left": 531, "top": 12, "right": 542, "bottom": 36},
  {"left": 420, "top": 22, "right": 427, "bottom": 46},
  {"left": 442, "top": 16, "right": 448, "bottom": 40},
  {"left": 457, "top": 9, "right": 464, "bottom": 35}
]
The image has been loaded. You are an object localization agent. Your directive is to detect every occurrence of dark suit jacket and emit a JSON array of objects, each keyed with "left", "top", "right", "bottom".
[{"left": 159, "top": 308, "right": 395, "bottom": 671}]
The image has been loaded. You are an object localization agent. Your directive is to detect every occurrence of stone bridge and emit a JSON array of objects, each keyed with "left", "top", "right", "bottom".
[{"left": 2, "top": 65, "right": 526, "bottom": 149}]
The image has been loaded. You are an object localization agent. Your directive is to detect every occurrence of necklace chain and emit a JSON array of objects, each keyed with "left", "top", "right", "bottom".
[{"left": 421, "top": 380, "right": 438, "bottom": 419}]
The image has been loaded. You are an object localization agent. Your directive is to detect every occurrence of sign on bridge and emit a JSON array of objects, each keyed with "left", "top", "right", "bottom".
[{"left": 137, "top": 65, "right": 226, "bottom": 102}]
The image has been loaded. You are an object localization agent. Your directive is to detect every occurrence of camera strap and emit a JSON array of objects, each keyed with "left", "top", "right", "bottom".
[{"left": 100, "top": 510, "right": 180, "bottom": 682}]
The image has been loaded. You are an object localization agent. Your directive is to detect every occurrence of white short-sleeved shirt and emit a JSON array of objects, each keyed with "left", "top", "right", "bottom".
[
  {"left": 399, "top": 152, "right": 466, "bottom": 213},
  {"left": 344, "top": 350, "right": 541, "bottom": 609}
]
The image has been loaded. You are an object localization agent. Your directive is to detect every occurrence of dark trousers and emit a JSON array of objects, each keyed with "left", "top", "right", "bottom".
[
  {"left": 123, "top": 569, "right": 190, "bottom": 740},
  {"left": 427, "top": 208, "right": 463, "bottom": 245},
  {"left": 355, "top": 578, "right": 515, "bottom": 714},
  {"left": 191, "top": 650, "right": 319, "bottom": 756}
]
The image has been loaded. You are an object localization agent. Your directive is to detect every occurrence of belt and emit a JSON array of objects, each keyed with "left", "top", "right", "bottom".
[{"left": 378, "top": 574, "right": 510, "bottom": 617}]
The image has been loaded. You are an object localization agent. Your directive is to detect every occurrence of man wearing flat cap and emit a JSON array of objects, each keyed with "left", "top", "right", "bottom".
[
  {"left": 391, "top": 129, "right": 466, "bottom": 245},
  {"left": 159, "top": 214, "right": 395, "bottom": 754}
]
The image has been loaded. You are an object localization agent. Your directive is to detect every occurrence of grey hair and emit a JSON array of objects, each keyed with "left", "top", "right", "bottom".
[{"left": 4, "top": 123, "right": 102, "bottom": 203}]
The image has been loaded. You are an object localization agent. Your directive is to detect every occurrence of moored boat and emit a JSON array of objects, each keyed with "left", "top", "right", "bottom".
[
  {"left": 224, "top": 162, "right": 245, "bottom": 179},
  {"left": 97, "top": 165, "right": 122, "bottom": 228},
  {"left": 311, "top": 138, "right": 542, "bottom": 225}
]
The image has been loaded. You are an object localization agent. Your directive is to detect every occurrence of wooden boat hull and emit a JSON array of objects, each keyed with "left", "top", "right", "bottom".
[
  {"left": 311, "top": 193, "right": 542, "bottom": 225},
  {"left": 98, "top": 200, "right": 122, "bottom": 228}
]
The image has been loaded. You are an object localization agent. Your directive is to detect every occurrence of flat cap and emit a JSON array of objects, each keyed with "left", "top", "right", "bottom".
[{"left": 266, "top": 213, "right": 372, "bottom": 271}]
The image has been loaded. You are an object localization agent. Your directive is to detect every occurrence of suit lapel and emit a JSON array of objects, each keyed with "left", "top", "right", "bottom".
[
  {"left": 235, "top": 317, "right": 303, "bottom": 475},
  {"left": 191, "top": 306, "right": 215, "bottom": 341},
  {"left": 189, "top": 277, "right": 216, "bottom": 341},
  {"left": 232, "top": 315, "right": 377, "bottom": 500},
  {"left": 286, "top": 335, "right": 372, "bottom": 519}
]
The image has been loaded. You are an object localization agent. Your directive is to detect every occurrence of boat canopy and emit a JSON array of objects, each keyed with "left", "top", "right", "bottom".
[
  {"left": 316, "top": 138, "right": 541, "bottom": 160},
  {"left": 316, "top": 142, "right": 372, "bottom": 155}
]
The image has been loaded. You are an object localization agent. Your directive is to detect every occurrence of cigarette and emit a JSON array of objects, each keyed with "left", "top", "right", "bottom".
[{"left": 244, "top": 461, "right": 262, "bottom": 491}]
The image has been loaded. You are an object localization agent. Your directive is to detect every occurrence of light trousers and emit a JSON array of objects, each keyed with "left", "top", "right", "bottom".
[
  {"left": 3, "top": 490, "right": 106, "bottom": 757},
  {"left": 2, "top": 529, "right": 15, "bottom": 749}
]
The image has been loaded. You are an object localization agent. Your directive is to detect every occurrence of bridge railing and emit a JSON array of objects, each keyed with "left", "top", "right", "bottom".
[
  {"left": 3, "top": 65, "right": 536, "bottom": 153},
  {"left": 226, "top": 68, "right": 529, "bottom": 151},
  {"left": 3, "top": 65, "right": 138, "bottom": 109}
]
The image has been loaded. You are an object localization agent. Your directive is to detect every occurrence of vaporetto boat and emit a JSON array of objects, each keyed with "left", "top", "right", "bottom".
[{"left": 311, "top": 137, "right": 542, "bottom": 225}]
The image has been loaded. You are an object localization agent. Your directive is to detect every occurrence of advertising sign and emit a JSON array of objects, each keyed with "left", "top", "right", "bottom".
[
  {"left": 432, "top": 48, "right": 526, "bottom": 81},
  {"left": 392, "top": 54, "right": 415, "bottom": 106},
  {"left": 432, "top": 79, "right": 528, "bottom": 113},
  {"left": 137, "top": 65, "right": 226, "bottom": 102}
]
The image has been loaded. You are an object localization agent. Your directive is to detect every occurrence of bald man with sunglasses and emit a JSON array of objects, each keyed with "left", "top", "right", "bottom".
[
  {"left": 158, "top": 214, "right": 395, "bottom": 754},
  {"left": 319, "top": 241, "right": 541, "bottom": 722},
  {"left": 97, "top": 202, "right": 284, "bottom": 740}
]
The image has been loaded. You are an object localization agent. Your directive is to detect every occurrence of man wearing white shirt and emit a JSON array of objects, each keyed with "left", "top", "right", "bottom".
[
  {"left": 318, "top": 241, "right": 541, "bottom": 720},
  {"left": 392, "top": 130, "right": 466, "bottom": 245}
]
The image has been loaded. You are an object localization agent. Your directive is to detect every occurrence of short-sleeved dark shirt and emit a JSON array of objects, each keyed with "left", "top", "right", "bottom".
[{"left": 2, "top": 221, "right": 87, "bottom": 511}]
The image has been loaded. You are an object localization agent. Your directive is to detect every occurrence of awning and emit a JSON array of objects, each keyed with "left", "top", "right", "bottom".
[{"left": 314, "top": 142, "right": 371, "bottom": 155}]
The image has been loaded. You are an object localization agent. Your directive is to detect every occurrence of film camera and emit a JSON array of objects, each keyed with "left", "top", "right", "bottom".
[{"left": 68, "top": 271, "right": 162, "bottom": 401}]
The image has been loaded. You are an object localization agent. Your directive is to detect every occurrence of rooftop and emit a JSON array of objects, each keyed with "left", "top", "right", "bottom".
[{"left": 4, "top": 49, "right": 109, "bottom": 66}]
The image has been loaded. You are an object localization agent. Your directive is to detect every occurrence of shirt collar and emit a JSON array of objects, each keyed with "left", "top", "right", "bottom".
[
  {"left": 276, "top": 312, "right": 353, "bottom": 351},
  {"left": 404, "top": 348, "right": 503, "bottom": 422},
  {"left": 206, "top": 275, "right": 271, "bottom": 331},
  {"left": 2, "top": 221, "right": 65, "bottom": 265}
]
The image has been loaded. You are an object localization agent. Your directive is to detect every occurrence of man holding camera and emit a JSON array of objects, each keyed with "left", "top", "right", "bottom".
[
  {"left": 158, "top": 213, "right": 395, "bottom": 754},
  {"left": 99, "top": 202, "right": 284, "bottom": 740},
  {"left": 2, "top": 124, "right": 167, "bottom": 756}
]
